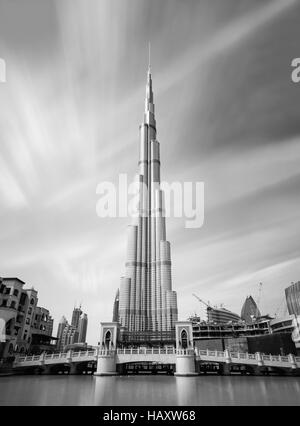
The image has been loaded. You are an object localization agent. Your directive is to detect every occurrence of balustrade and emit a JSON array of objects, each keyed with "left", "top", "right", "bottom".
[{"left": 13, "top": 347, "right": 300, "bottom": 370}]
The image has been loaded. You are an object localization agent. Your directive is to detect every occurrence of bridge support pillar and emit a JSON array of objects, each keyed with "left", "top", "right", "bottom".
[
  {"left": 219, "top": 363, "right": 231, "bottom": 376},
  {"left": 253, "top": 366, "right": 263, "bottom": 376},
  {"left": 38, "top": 358, "right": 51, "bottom": 375},
  {"left": 69, "top": 363, "right": 79, "bottom": 375},
  {"left": 288, "top": 354, "right": 297, "bottom": 369},
  {"left": 254, "top": 352, "right": 264, "bottom": 375},
  {"left": 255, "top": 352, "right": 263, "bottom": 367},
  {"left": 175, "top": 352, "right": 198, "bottom": 376},
  {"left": 41, "top": 365, "right": 52, "bottom": 375},
  {"left": 94, "top": 351, "right": 118, "bottom": 376}
]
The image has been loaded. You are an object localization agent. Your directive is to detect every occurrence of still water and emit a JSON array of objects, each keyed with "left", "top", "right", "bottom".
[{"left": 1, "top": 375, "right": 300, "bottom": 405}]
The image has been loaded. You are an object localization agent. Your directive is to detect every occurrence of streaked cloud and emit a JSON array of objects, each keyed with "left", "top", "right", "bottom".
[{"left": 0, "top": 0, "right": 300, "bottom": 344}]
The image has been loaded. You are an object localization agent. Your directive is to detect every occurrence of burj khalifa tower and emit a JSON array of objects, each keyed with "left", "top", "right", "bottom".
[{"left": 117, "top": 59, "right": 178, "bottom": 335}]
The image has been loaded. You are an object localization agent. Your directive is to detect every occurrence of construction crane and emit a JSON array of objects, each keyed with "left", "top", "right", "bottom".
[
  {"left": 192, "top": 294, "right": 211, "bottom": 308},
  {"left": 274, "top": 297, "right": 288, "bottom": 318},
  {"left": 256, "top": 282, "right": 263, "bottom": 313}
]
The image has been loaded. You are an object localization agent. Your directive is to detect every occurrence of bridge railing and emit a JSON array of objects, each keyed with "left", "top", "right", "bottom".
[
  {"left": 114, "top": 348, "right": 196, "bottom": 356},
  {"left": 14, "top": 348, "right": 300, "bottom": 368},
  {"left": 248, "top": 354, "right": 256, "bottom": 360},
  {"left": 194, "top": 349, "right": 299, "bottom": 365},
  {"left": 15, "top": 349, "right": 97, "bottom": 364},
  {"left": 115, "top": 348, "right": 177, "bottom": 355}
]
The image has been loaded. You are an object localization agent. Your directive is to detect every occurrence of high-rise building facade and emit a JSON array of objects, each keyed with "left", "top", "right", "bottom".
[
  {"left": 241, "top": 295, "right": 261, "bottom": 324},
  {"left": 56, "top": 316, "right": 68, "bottom": 351},
  {"left": 78, "top": 313, "right": 88, "bottom": 343},
  {"left": 285, "top": 281, "right": 300, "bottom": 316},
  {"left": 118, "top": 65, "right": 178, "bottom": 334},
  {"left": 60, "top": 323, "right": 77, "bottom": 350},
  {"left": 71, "top": 306, "right": 82, "bottom": 330},
  {"left": 57, "top": 308, "right": 88, "bottom": 350},
  {"left": 112, "top": 289, "right": 119, "bottom": 323}
]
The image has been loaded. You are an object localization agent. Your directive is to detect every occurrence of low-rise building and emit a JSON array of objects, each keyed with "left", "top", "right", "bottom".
[{"left": 0, "top": 277, "right": 55, "bottom": 358}]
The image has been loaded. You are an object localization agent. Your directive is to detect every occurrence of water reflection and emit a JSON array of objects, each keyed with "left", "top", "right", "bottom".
[
  {"left": 0, "top": 375, "right": 300, "bottom": 406},
  {"left": 94, "top": 376, "right": 178, "bottom": 406}
]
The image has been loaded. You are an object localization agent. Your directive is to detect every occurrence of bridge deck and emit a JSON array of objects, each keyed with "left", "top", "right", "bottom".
[{"left": 13, "top": 348, "right": 300, "bottom": 370}]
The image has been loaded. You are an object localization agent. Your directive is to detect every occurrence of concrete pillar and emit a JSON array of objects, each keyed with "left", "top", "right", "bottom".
[
  {"left": 253, "top": 366, "right": 264, "bottom": 376},
  {"left": 253, "top": 352, "right": 264, "bottom": 375},
  {"left": 94, "top": 352, "right": 118, "bottom": 376},
  {"left": 69, "top": 363, "right": 79, "bottom": 375},
  {"left": 41, "top": 365, "right": 52, "bottom": 375},
  {"left": 224, "top": 349, "right": 231, "bottom": 364},
  {"left": 66, "top": 350, "right": 73, "bottom": 363},
  {"left": 219, "top": 363, "right": 231, "bottom": 376},
  {"left": 288, "top": 354, "right": 297, "bottom": 369},
  {"left": 255, "top": 352, "right": 263, "bottom": 366},
  {"left": 175, "top": 351, "right": 198, "bottom": 376}
]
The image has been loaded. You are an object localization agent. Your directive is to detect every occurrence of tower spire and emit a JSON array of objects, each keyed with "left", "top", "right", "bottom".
[{"left": 148, "top": 41, "right": 151, "bottom": 72}]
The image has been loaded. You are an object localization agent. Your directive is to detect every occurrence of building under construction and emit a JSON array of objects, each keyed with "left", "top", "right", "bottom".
[{"left": 207, "top": 306, "right": 241, "bottom": 324}]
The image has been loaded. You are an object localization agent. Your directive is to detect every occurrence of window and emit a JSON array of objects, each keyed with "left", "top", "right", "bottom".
[
  {"left": 5, "top": 322, "right": 12, "bottom": 335},
  {"left": 105, "top": 330, "right": 111, "bottom": 348},
  {"left": 30, "top": 298, "right": 34, "bottom": 305},
  {"left": 26, "top": 318, "right": 30, "bottom": 325},
  {"left": 10, "top": 301, "right": 16, "bottom": 309},
  {"left": 5, "top": 287, "right": 11, "bottom": 295},
  {"left": 180, "top": 329, "right": 188, "bottom": 349},
  {"left": 19, "top": 293, "right": 27, "bottom": 305},
  {"left": 28, "top": 307, "right": 32, "bottom": 315},
  {"left": 13, "top": 289, "right": 19, "bottom": 297}
]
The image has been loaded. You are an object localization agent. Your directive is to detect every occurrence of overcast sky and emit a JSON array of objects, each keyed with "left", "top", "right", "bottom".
[{"left": 1, "top": 0, "right": 300, "bottom": 345}]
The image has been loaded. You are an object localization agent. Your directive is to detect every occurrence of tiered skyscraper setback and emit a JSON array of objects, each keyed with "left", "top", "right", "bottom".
[{"left": 118, "top": 65, "right": 178, "bottom": 334}]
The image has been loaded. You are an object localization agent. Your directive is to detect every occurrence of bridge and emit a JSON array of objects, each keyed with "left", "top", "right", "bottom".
[{"left": 13, "top": 347, "right": 300, "bottom": 376}]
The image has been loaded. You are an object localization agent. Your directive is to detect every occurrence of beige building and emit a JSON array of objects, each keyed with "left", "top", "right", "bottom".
[{"left": 0, "top": 277, "right": 54, "bottom": 358}]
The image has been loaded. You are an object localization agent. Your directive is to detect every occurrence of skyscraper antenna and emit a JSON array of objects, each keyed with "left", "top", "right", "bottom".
[{"left": 148, "top": 42, "right": 151, "bottom": 71}]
